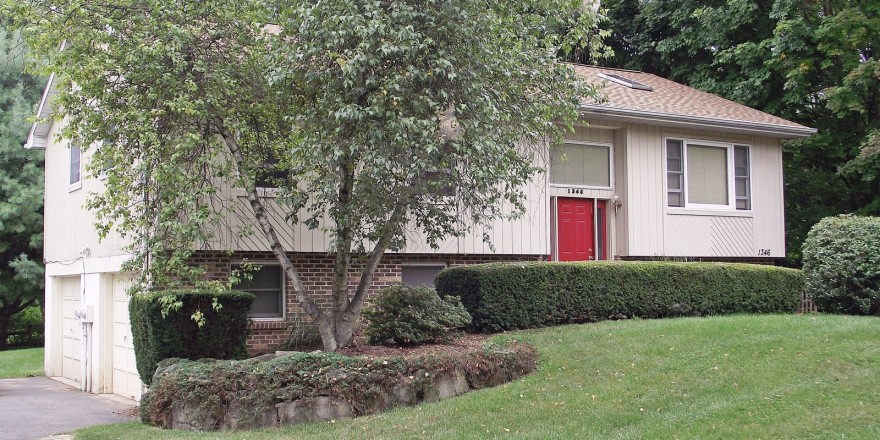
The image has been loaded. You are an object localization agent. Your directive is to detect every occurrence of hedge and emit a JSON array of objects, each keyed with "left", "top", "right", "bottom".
[
  {"left": 802, "top": 215, "right": 880, "bottom": 315},
  {"left": 129, "top": 289, "right": 254, "bottom": 385},
  {"left": 435, "top": 261, "right": 804, "bottom": 332}
]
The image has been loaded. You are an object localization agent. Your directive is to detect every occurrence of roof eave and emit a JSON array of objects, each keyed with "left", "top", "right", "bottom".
[
  {"left": 579, "top": 104, "right": 817, "bottom": 139},
  {"left": 24, "top": 73, "right": 57, "bottom": 150}
]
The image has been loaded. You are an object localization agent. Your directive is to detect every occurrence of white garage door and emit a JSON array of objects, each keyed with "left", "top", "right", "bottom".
[
  {"left": 60, "top": 277, "right": 81, "bottom": 384},
  {"left": 112, "top": 276, "right": 142, "bottom": 400}
]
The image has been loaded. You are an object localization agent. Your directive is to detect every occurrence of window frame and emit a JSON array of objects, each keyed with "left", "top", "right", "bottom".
[
  {"left": 549, "top": 140, "right": 614, "bottom": 190},
  {"left": 231, "top": 262, "right": 285, "bottom": 320},
  {"left": 68, "top": 143, "right": 82, "bottom": 191},
  {"left": 664, "top": 137, "right": 752, "bottom": 212}
]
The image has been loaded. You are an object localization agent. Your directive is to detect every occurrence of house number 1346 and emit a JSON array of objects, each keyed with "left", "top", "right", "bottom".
[
  {"left": 757, "top": 249, "right": 771, "bottom": 256},
  {"left": 566, "top": 188, "right": 584, "bottom": 194}
]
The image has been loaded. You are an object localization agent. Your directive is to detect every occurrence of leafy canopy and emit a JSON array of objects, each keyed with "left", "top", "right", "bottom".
[{"left": 8, "top": 0, "right": 603, "bottom": 349}]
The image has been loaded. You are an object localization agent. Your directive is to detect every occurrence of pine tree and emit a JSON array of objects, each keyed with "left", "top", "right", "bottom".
[{"left": 0, "top": 22, "right": 44, "bottom": 349}]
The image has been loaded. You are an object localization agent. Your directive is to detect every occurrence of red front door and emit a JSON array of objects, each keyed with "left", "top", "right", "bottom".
[{"left": 557, "top": 198, "right": 595, "bottom": 261}]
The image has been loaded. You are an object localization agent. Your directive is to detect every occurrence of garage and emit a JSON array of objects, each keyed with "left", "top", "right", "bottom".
[
  {"left": 111, "top": 276, "right": 142, "bottom": 400},
  {"left": 60, "top": 276, "right": 82, "bottom": 385}
]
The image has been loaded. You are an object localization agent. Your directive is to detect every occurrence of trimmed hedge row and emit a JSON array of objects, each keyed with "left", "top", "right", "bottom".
[
  {"left": 130, "top": 290, "right": 254, "bottom": 385},
  {"left": 140, "top": 340, "right": 537, "bottom": 430},
  {"left": 435, "top": 262, "right": 804, "bottom": 332}
]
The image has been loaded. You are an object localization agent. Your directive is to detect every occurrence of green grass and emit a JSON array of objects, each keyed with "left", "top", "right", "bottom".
[
  {"left": 77, "top": 315, "right": 880, "bottom": 439},
  {"left": 0, "top": 347, "right": 44, "bottom": 379}
]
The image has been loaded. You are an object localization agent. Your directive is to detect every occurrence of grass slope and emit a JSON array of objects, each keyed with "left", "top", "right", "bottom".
[
  {"left": 77, "top": 315, "right": 880, "bottom": 439},
  {"left": 0, "top": 347, "right": 43, "bottom": 379}
]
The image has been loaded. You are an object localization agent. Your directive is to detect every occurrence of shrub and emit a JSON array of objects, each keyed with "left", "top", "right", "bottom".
[
  {"left": 129, "top": 289, "right": 254, "bottom": 385},
  {"left": 802, "top": 215, "right": 880, "bottom": 315},
  {"left": 363, "top": 285, "right": 471, "bottom": 345},
  {"left": 436, "top": 262, "right": 804, "bottom": 332},
  {"left": 5, "top": 305, "right": 44, "bottom": 348}
]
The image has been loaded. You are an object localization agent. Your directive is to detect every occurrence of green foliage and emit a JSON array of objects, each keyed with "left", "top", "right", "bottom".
[
  {"left": 5, "top": 304, "right": 42, "bottom": 348},
  {"left": 140, "top": 340, "right": 537, "bottom": 430},
  {"left": 6, "top": 0, "right": 606, "bottom": 350},
  {"left": 802, "top": 215, "right": 880, "bottom": 315},
  {"left": 436, "top": 262, "right": 803, "bottom": 332},
  {"left": 599, "top": 0, "right": 880, "bottom": 265},
  {"left": 363, "top": 285, "right": 471, "bottom": 346},
  {"left": 0, "top": 21, "right": 44, "bottom": 349},
  {"left": 129, "top": 290, "right": 254, "bottom": 385}
]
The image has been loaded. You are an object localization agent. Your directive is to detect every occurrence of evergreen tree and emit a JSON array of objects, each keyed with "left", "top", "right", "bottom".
[{"left": 0, "top": 22, "right": 44, "bottom": 349}]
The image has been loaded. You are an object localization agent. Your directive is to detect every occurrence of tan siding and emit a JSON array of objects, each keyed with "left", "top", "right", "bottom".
[
  {"left": 43, "top": 119, "right": 128, "bottom": 262},
  {"left": 624, "top": 124, "right": 665, "bottom": 256},
  {"left": 751, "top": 137, "right": 786, "bottom": 257},
  {"left": 613, "top": 129, "right": 628, "bottom": 257}
]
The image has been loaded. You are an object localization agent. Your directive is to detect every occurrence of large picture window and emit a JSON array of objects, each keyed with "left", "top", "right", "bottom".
[
  {"left": 550, "top": 141, "right": 612, "bottom": 188},
  {"left": 232, "top": 264, "right": 284, "bottom": 319},
  {"left": 666, "top": 139, "right": 751, "bottom": 210}
]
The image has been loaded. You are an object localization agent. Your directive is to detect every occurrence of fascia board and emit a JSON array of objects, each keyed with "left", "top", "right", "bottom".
[{"left": 579, "top": 104, "right": 817, "bottom": 139}]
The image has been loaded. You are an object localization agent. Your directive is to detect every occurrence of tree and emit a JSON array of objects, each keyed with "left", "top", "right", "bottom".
[
  {"left": 0, "top": 22, "right": 44, "bottom": 349},
  {"left": 8, "top": 0, "right": 604, "bottom": 351},
  {"left": 599, "top": 0, "right": 880, "bottom": 264}
]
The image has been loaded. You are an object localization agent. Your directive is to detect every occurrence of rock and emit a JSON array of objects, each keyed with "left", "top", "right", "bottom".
[{"left": 277, "top": 397, "right": 354, "bottom": 425}]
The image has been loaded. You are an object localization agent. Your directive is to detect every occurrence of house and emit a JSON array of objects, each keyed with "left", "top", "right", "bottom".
[{"left": 25, "top": 64, "right": 815, "bottom": 401}]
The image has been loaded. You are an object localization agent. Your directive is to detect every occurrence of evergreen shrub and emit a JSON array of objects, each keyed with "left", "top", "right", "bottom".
[
  {"left": 129, "top": 289, "right": 254, "bottom": 385},
  {"left": 363, "top": 285, "right": 471, "bottom": 345},
  {"left": 802, "top": 215, "right": 880, "bottom": 315},
  {"left": 436, "top": 261, "right": 803, "bottom": 332}
]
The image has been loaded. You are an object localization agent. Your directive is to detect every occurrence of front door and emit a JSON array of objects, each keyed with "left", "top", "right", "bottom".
[{"left": 557, "top": 198, "right": 595, "bottom": 261}]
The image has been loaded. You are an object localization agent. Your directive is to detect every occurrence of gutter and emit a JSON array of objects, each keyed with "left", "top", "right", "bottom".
[
  {"left": 579, "top": 103, "right": 817, "bottom": 139},
  {"left": 24, "top": 72, "right": 57, "bottom": 150}
]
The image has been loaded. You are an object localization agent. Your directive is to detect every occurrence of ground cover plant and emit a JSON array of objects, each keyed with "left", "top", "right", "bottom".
[
  {"left": 76, "top": 314, "right": 880, "bottom": 439},
  {"left": 0, "top": 347, "right": 43, "bottom": 379},
  {"left": 436, "top": 262, "right": 804, "bottom": 331}
]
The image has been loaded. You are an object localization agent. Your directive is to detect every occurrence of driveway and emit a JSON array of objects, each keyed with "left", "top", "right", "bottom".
[{"left": 0, "top": 377, "right": 136, "bottom": 440}]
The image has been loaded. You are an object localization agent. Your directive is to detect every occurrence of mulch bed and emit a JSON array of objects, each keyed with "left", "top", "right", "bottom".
[{"left": 338, "top": 332, "right": 494, "bottom": 359}]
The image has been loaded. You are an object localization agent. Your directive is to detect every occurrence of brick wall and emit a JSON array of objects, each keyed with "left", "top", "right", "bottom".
[{"left": 190, "top": 251, "right": 545, "bottom": 354}]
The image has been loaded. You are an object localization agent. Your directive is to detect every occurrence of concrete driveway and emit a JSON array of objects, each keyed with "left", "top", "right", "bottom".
[{"left": 0, "top": 377, "right": 136, "bottom": 440}]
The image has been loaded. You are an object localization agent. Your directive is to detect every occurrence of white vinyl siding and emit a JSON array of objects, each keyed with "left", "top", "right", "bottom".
[{"left": 550, "top": 141, "right": 612, "bottom": 188}]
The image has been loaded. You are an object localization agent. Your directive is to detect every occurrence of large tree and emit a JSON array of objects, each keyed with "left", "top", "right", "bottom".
[
  {"left": 0, "top": 22, "right": 44, "bottom": 349},
  {"left": 8, "top": 0, "right": 604, "bottom": 350},
  {"left": 599, "top": 0, "right": 880, "bottom": 264}
]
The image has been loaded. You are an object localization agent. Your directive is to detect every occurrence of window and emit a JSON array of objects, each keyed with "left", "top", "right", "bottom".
[
  {"left": 69, "top": 144, "right": 81, "bottom": 187},
  {"left": 665, "top": 139, "right": 751, "bottom": 210},
  {"left": 233, "top": 264, "right": 284, "bottom": 318},
  {"left": 422, "top": 170, "right": 457, "bottom": 198},
  {"left": 550, "top": 141, "right": 612, "bottom": 188},
  {"left": 255, "top": 154, "right": 287, "bottom": 189},
  {"left": 401, "top": 264, "right": 446, "bottom": 288}
]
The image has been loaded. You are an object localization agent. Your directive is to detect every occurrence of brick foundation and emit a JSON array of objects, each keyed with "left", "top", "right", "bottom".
[{"left": 189, "top": 251, "right": 545, "bottom": 354}]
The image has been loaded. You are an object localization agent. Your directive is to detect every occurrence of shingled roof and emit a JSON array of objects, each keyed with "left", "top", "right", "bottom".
[{"left": 571, "top": 64, "right": 815, "bottom": 139}]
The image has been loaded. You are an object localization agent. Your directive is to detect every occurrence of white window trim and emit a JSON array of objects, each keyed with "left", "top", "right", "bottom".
[
  {"left": 68, "top": 144, "right": 82, "bottom": 192},
  {"left": 232, "top": 261, "right": 286, "bottom": 321},
  {"left": 664, "top": 137, "right": 752, "bottom": 212},
  {"left": 549, "top": 140, "right": 614, "bottom": 190}
]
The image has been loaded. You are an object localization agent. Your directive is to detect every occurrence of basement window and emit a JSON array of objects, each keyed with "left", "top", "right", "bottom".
[
  {"left": 401, "top": 264, "right": 447, "bottom": 288},
  {"left": 233, "top": 264, "right": 284, "bottom": 319}
]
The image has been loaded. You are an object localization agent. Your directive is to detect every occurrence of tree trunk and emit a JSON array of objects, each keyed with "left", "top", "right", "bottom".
[{"left": 0, "top": 312, "right": 11, "bottom": 350}]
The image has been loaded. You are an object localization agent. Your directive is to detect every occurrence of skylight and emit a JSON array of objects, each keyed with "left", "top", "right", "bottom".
[{"left": 597, "top": 72, "right": 653, "bottom": 91}]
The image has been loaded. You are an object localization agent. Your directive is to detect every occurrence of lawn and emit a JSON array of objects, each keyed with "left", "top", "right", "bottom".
[
  {"left": 0, "top": 347, "right": 44, "bottom": 379},
  {"left": 78, "top": 314, "right": 880, "bottom": 439}
]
